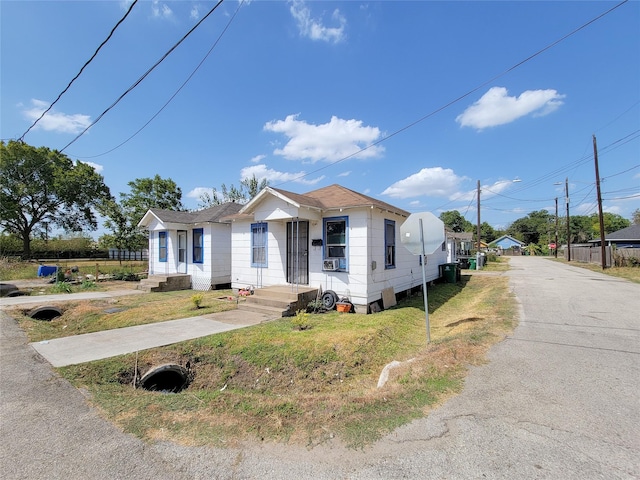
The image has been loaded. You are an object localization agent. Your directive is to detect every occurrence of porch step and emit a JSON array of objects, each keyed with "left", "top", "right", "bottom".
[
  {"left": 138, "top": 274, "right": 191, "bottom": 293},
  {"left": 237, "top": 303, "right": 291, "bottom": 317},
  {"left": 239, "top": 285, "right": 319, "bottom": 318}
]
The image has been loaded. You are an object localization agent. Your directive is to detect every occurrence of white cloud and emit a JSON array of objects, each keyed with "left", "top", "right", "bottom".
[
  {"left": 250, "top": 154, "right": 266, "bottom": 164},
  {"left": 81, "top": 161, "right": 104, "bottom": 173},
  {"left": 240, "top": 164, "right": 325, "bottom": 186},
  {"left": 187, "top": 187, "right": 211, "bottom": 199},
  {"left": 264, "top": 114, "right": 384, "bottom": 163},
  {"left": 456, "top": 86, "right": 565, "bottom": 130},
  {"left": 23, "top": 99, "right": 91, "bottom": 134},
  {"left": 382, "top": 167, "right": 467, "bottom": 199},
  {"left": 603, "top": 205, "right": 622, "bottom": 214},
  {"left": 152, "top": 1, "right": 173, "bottom": 20},
  {"left": 338, "top": 171, "right": 351, "bottom": 177},
  {"left": 290, "top": 0, "right": 346, "bottom": 44},
  {"left": 190, "top": 5, "right": 200, "bottom": 20}
]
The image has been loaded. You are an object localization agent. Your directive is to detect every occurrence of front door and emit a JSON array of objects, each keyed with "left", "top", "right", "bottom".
[
  {"left": 286, "top": 220, "right": 309, "bottom": 285},
  {"left": 177, "top": 230, "right": 187, "bottom": 274}
]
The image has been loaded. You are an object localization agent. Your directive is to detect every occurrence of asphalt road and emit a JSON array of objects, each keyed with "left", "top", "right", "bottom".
[{"left": 1, "top": 256, "right": 638, "bottom": 479}]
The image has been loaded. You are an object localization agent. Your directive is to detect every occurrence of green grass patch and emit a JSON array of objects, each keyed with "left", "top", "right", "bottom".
[
  {"left": 15, "top": 289, "right": 238, "bottom": 342},
  {"left": 551, "top": 257, "right": 640, "bottom": 283},
  {"left": 57, "top": 274, "right": 517, "bottom": 448}
]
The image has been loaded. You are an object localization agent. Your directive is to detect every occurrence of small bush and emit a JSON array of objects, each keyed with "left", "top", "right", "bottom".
[
  {"left": 50, "top": 281, "right": 73, "bottom": 294},
  {"left": 191, "top": 293, "right": 204, "bottom": 309},
  {"left": 306, "top": 299, "right": 325, "bottom": 313},
  {"left": 112, "top": 271, "right": 138, "bottom": 281},
  {"left": 291, "top": 309, "right": 311, "bottom": 330},
  {"left": 80, "top": 280, "right": 98, "bottom": 290}
]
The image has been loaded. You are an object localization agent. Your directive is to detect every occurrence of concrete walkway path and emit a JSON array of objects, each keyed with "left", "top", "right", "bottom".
[
  {"left": 1, "top": 288, "right": 277, "bottom": 367},
  {"left": 30, "top": 311, "right": 273, "bottom": 367}
]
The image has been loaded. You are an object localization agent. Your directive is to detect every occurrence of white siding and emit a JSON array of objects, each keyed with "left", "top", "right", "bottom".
[
  {"left": 146, "top": 218, "right": 234, "bottom": 290},
  {"left": 233, "top": 206, "right": 448, "bottom": 310}
]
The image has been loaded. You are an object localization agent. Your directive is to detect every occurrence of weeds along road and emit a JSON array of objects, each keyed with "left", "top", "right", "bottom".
[{"left": 1, "top": 256, "right": 638, "bottom": 479}]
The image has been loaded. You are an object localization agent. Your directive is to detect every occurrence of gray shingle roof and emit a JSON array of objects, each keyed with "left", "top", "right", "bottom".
[
  {"left": 148, "top": 202, "right": 243, "bottom": 225},
  {"left": 603, "top": 224, "right": 640, "bottom": 241},
  {"left": 266, "top": 184, "right": 409, "bottom": 217}
]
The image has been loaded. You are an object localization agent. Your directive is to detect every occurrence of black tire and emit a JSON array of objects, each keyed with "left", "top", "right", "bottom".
[{"left": 321, "top": 290, "right": 338, "bottom": 310}]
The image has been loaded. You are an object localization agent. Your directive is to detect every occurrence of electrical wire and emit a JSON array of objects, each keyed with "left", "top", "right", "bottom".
[
  {"left": 71, "top": 0, "right": 244, "bottom": 159},
  {"left": 18, "top": 0, "right": 139, "bottom": 142},
  {"left": 272, "top": 0, "right": 630, "bottom": 187},
  {"left": 59, "top": 0, "right": 226, "bottom": 153}
]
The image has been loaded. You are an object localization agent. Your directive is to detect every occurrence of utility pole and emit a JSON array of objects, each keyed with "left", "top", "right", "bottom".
[
  {"left": 593, "top": 135, "right": 607, "bottom": 269},
  {"left": 565, "top": 177, "right": 571, "bottom": 262},
  {"left": 555, "top": 197, "right": 559, "bottom": 258},
  {"left": 477, "top": 180, "right": 481, "bottom": 269}
]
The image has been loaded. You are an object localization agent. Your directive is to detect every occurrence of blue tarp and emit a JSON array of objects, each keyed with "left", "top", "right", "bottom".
[{"left": 37, "top": 265, "right": 58, "bottom": 277}]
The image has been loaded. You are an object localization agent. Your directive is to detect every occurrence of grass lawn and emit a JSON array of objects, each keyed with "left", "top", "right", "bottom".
[
  {"left": 550, "top": 257, "right": 640, "bottom": 283},
  {"left": 0, "top": 259, "right": 147, "bottom": 282},
  {"left": 12, "top": 288, "right": 239, "bottom": 342},
  {"left": 33, "top": 271, "right": 518, "bottom": 449}
]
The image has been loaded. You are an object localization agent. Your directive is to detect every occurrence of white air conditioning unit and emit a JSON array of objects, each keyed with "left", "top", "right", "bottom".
[{"left": 323, "top": 258, "right": 339, "bottom": 271}]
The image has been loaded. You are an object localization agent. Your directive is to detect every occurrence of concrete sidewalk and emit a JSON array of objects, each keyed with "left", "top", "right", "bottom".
[
  {"left": 1, "top": 288, "right": 277, "bottom": 367},
  {"left": 30, "top": 310, "right": 275, "bottom": 367}
]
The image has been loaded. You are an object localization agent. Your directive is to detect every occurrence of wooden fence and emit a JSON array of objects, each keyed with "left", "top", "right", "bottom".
[{"left": 568, "top": 246, "right": 640, "bottom": 267}]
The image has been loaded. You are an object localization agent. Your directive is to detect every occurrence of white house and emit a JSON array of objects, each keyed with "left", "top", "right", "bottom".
[
  {"left": 228, "top": 185, "right": 447, "bottom": 313},
  {"left": 138, "top": 202, "right": 243, "bottom": 290}
]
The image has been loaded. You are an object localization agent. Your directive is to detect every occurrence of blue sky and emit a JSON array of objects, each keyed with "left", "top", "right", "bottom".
[{"left": 2, "top": 0, "right": 639, "bottom": 234}]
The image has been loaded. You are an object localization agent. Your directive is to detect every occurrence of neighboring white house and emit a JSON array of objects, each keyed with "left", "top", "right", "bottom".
[
  {"left": 138, "top": 202, "right": 243, "bottom": 290},
  {"left": 228, "top": 184, "right": 448, "bottom": 313}
]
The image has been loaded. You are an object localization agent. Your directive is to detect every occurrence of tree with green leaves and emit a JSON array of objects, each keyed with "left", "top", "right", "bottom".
[
  {"left": 120, "top": 174, "right": 184, "bottom": 222},
  {"left": 632, "top": 209, "right": 640, "bottom": 225},
  {"left": 480, "top": 221, "right": 498, "bottom": 243},
  {"left": 507, "top": 210, "right": 553, "bottom": 246},
  {"left": 590, "top": 212, "right": 630, "bottom": 236},
  {"left": 100, "top": 175, "right": 183, "bottom": 256},
  {"left": 198, "top": 174, "right": 268, "bottom": 208},
  {"left": 568, "top": 215, "right": 593, "bottom": 244},
  {"left": 0, "top": 140, "right": 111, "bottom": 259},
  {"left": 439, "top": 210, "right": 473, "bottom": 233}
]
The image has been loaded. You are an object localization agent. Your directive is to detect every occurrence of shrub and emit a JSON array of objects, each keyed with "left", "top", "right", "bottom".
[
  {"left": 191, "top": 293, "right": 204, "bottom": 309},
  {"left": 50, "top": 281, "right": 73, "bottom": 294},
  {"left": 112, "top": 271, "right": 138, "bottom": 281},
  {"left": 80, "top": 280, "right": 98, "bottom": 290},
  {"left": 291, "top": 309, "right": 311, "bottom": 330},
  {"left": 306, "top": 299, "right": 325, "bottom": 313}
]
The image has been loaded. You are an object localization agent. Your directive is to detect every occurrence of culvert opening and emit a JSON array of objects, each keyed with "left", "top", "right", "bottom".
[
  {"left": 28, "top": 306, "right": 62, "bottom": 321},
  {"left": 139, "top": 364, "right": 190, "bottom": 393}
]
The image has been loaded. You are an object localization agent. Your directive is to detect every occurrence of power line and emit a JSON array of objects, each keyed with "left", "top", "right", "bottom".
[
  {"left": 71, "top": 0, "right": 245, "bottom": 159},
  {"left": 59, "top": 0, "right": 226, "bottom": 153},
  {"left": 272, "top": 0, "right": 630, "bottom": 188},
  {"left": 18, "top": 0, "right": 139, "bottom": 142}
]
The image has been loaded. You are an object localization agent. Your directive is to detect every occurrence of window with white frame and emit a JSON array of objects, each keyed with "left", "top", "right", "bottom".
[
  {"left": 385, "top": 219, "right": 396, "bottom": 268},
  {"left": 324, "top": 216, "right": 348, "bottom": 270},
  {"left": 251, "top": 222, "right": 268, "bottom": 267}
]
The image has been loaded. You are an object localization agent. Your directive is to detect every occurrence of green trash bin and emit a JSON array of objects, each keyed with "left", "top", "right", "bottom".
[
  {"left": 442, "top": 263, "right": 457, "bottom": 283},
  {"left": 469, "top": 258, "right": 477, "bottom": 270}
]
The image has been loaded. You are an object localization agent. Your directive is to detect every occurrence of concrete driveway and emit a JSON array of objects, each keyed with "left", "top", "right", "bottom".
[{"left": 1, "top": 257, "right": 638, "bottom": 479}]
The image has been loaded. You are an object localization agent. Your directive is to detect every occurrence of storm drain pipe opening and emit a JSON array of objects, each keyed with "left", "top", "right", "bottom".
[
  {"left": 28, "top": 306, "right": 62, "bottom": 321},
  {"left": 139, "top": 364, "right": 190, "bottom": 393}
]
